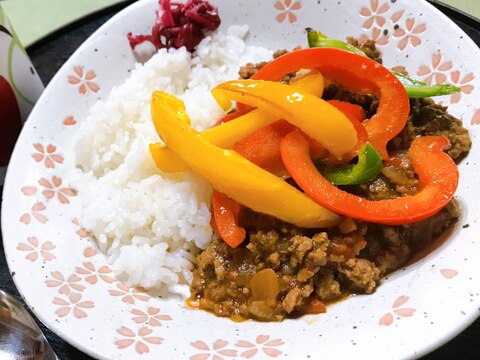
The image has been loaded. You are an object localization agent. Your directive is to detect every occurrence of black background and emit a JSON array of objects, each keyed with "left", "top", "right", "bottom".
[{"left": 1, "top": 1, "right": 479, "bottom": 358}]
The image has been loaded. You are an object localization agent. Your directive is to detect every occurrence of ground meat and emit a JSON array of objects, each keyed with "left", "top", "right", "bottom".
[
  {"left": 338, "top": 258, "right": 380, "bottom": 293},
  {"left": 347, "top": 36, "right": 383, "bottom": 64},
  {"left": 238, "top": 49, "right": 289, "bottom": 79},
  {"left": 191, "top": 39, "right": 471, "bottom": 322},
  {"left": 238, "top": 61, "right": 268, "bottom": 79},
  {"left": 389, "top": 98, "right": 472, "bottom": 160},
  {"left": 190, "top": 226, "right": 378, "bottom": 321},
  {"left": 364, "top": 200, "right": 460, "bottom": 275}
]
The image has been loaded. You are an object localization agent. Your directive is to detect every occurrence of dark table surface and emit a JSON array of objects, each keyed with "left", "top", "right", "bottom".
[{"left": 1, "top": 1, "right": 480, "bottom": 359}]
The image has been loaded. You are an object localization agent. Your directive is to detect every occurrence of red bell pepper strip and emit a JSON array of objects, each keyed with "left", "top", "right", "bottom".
[
  {"left": 211, "top": 190, "right": 246, "bottom": 248},
  {"left": 232, "top": 100, "right": 366, "bottom": 175},
  {"left": 233, "top": 120, "right": 294, "bottom": 177},
  {"left": 280, "top": 130, "right": 458, "bottom": 225},
  {"left": 213, "top": 108, "right": 252, "bottom": 126},
  {"left": 325, "top": 100, "right": 368, "bottom": 163},
  {"left": 251, "top": 48, "right": 410, "bottom": 159},
  {"left": 327, "top": 99, "right": 365, "bottom": 123}
]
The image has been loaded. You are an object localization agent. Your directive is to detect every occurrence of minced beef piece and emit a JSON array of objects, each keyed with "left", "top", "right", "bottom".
[
  {"left": 238, "top": 49, "right": 289, "bottom": 80},
  {"left": 190, "top": 226, "right": 378, "bottom": 321},
  {"left": 389, "top": 98, "right": 471, "bottom": 160},
  {"left": 347, "top": 36, "right": 383, "bottom": 64},
  {"left": 364, "top": 200, "right": 460, "bottom": 275},
  {"left": 239, "top": 61, "right": 268, "bottom": 79}
]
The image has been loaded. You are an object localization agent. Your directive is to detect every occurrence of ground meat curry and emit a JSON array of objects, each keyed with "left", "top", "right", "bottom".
[{"left": 187, "top": 39, "right": 471, "bottom": 322}]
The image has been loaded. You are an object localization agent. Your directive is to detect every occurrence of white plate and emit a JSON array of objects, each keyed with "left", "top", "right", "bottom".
[{"left": 3, "top": 0, "right": 480, "bottom": 359}]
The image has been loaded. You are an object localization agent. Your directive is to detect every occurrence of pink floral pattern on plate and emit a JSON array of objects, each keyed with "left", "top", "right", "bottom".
[
  {"left": 75, "top": 262, "right": 115, "bottom": 284},
  {"left": 16, "top": 236, "right": 55, "bottom": 262},
  {"left": 449, "top": 71, "right": 475, "bottom": 103},
  {"left": 393, "top": 18, "right": 426, "bottom": 51},
  {"left": 19, "top": 202, "right": 48, "bottom": 224},
  {"left": 109, "top": 283, "right": 150, "bottom": 304},
  {"left": 471, "top": 109, "right": 480, "bottom": 125},
  {"left": 416, "top": 53, "right": 475, "bottom": 103},
  {"left": 379, "top": 295, "right": 416, "bottom": 326},
  {"left": 236, "top": 335, "right": 284, "bottom": 358},
  {"left": 190, "top": 339, "right": 237, "bottom": 360},
  {"left": 131, "top": 307, "right": 172, "bottom": 326},
  {"left": 32, "top": 144, "right": 64, "bottom": 169},
  {"left": 72, "top": 218, "right": 92, "bottom": 239},
  {"left": 20, "top": 186, "right": 37, "bottom": 196},
  {"left": 359, "top": 5, "right": 427, "bottom": 51},
  {"left": 63, "top": 116, "right": 77, "bottom": 126},
  {"left": 45, "top": 271, "right": 85, "bottom": 295},
  {"left": 83, "top": 247, "right": 97, "bottom": 258},
  {"left": 115, "top": 326, "right": 163, "bottom": 355},
  {"left": 360, "top": 0, "right": 389, "bottom": 29},
  {"left": 274, "top": 0, "right": 301, "bottom": 24},
  {"left": 417, "top": 53, "right": 453, "bottom": 84},
  {"left": 359, "top": 28, "right": 389, "bottom": 46},
  {"left": 440, "top": 269, "right": 458, "bottom": 279},
  {"left": 52, "top": 293, "right": 95, "bottom": 319},
  {"left": 68, "top": 66, "right": 100, "bottom": 95},
  {"left": 38, "top": 176, "right": 77, "bottom": 204}
]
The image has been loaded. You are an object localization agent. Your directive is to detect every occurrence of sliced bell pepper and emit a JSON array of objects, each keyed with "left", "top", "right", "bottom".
[
  {"left": 150, "top": 71, "right": 326, "bottom": 173},
  {"left": 150, "top": 108, "right": 277, "bottom": 172},
  {"left": 212, "top": 79, "right": 357, "bottom": 159},
  {"left": 306, "top": 29, "right": 368, "bottom": 57},
  {"left": 250, "top": 47, "right": 410, "bottom": 159},
  {"left": 233, "top": 120, "right": 294, "bottom": 177},
  {"left": 280, "top": 130, "right": 458, "bottom": 225},
  {"left": 232, "top": 100, "right": 366, "bottom": 176},
  {"left": 392, "top": 71, "right": 461, "bottom": 98},
  {"left": 211, "top": 190, "right": 246, "bottom": 248},
  {"left": 151, "top": 91, "right": 341, "bottom": 228},
  {"left": 324, "top": 100, "right": 368, "bottom": 163},
  {"left": 305, "top": 30, "right": 461, "bottom": 99},
  {"left": 213, "top": 107, "right": 252, "bottom": 126},
  {"left": 319, "top": 143, "right": 383, "bottom": 185}
]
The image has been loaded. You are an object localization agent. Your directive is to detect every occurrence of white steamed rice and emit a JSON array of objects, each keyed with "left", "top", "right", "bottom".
[{"left": 73, "top": 25, "right": 273, "bottom": 292}]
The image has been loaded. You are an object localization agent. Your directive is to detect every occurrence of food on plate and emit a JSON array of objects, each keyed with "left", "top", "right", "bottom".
[
  {"left": 128, "top": 0, "right": 220, "bottom": 61},
  {"left": 74, "top": 1, "right": 471, "bottom": 322}
]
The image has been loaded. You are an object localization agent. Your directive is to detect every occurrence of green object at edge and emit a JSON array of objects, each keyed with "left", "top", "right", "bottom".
[
  {"left": 306, "top": 29, "right": 462, "bottom": 98},
  {"left": 320, "top": 143, "right": 383, "bottom": 186}
]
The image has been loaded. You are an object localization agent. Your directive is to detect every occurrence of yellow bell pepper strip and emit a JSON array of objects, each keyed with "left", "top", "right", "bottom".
[
  {"left": 319, "top": 143, "right": 383, "bottom": 185},
  {"left": 280, "top": 130, "right": 459, "bottom": 225},
  {"left": 323, "top": 100, "right": 368, "bottom": 163},
  {"left": 149, "top": 109, "right": 276, "bottom": 172},
  {"left": 151, "top": 91, "right": 341, "bottom": 228},
  {"left": 211, "top": 79, "right": 357, "bottom": 159},
  {"left": 149, "top": 71, "right": 326, "bottom": 172},
  {"left": 249, "top": 47, "right": 410, "bottom": 159}
]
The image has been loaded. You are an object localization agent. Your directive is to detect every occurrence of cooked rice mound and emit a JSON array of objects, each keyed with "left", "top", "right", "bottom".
[{"left": 73, "top": 25, "right": 273, "bottom": 291}]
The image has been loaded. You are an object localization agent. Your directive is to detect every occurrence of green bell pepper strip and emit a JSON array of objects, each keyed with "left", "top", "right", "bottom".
[
  {"left": 306, "top": 29, "right": 367, "bottom": 57},
  {"left": 392, "top": 71, "right": 461, "bottom": 98},
  {"left": 319, "top": 143, "right": 383, "bottom": 185},
  {"left": 305, "top": 29, "right": 461, "bottom": 98}
]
